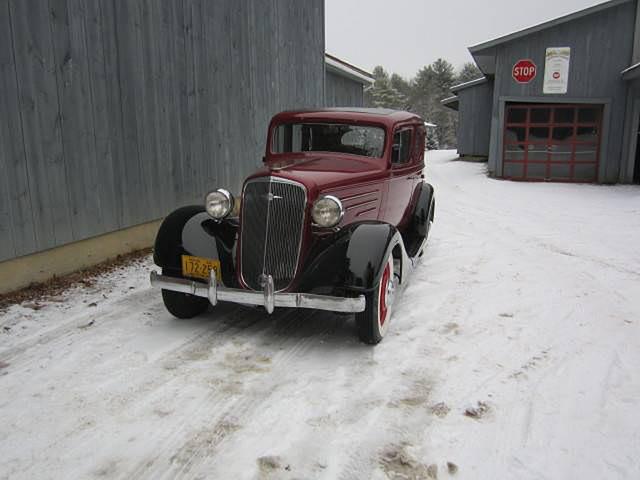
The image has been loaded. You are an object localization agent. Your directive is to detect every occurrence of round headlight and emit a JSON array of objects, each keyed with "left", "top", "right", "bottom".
[
  {"left": 205, "top": 189, "right": 234, "bottom": 219},
  {"left": 312, "top": 195, "right": 344, "bottom": 228}
]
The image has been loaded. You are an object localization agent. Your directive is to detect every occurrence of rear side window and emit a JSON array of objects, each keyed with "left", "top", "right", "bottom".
[
  {"left": 414, "top": 126, "right": 425, "bottom": 153},
  {"left": 392, "top": 128, "right": 413, "bottom": 164},
  {"left": 414, "top": 126, "right": 426, "bottom": 162}
]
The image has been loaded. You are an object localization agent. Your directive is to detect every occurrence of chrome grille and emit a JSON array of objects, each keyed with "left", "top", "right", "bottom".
[{"left": 240, "top": 177, "right": 306, "bottom": 291}]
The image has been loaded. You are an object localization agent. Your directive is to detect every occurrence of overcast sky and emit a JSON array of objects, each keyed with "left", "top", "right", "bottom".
[{"left": 325, "top": 0, "right": 608, "bottom": 78}]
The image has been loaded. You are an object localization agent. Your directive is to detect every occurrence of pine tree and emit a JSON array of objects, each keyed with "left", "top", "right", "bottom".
[
  {"left": 429, "top": 59, "right": 457, "bottom": 147},
  {"left": 390, "top": 73, "right": 412, "bottom": 107},
  {"left": 362, "top": 59, "right": 484, "bottom": 149},
  {"left": 457, "top": 62, "right": 482, "bottom": 84},
  {"left": 366, "top": 66, "right": 407, "bottom": 109},
  {"left": 409, "top": 65, "right": 435, "bottom": 121}
]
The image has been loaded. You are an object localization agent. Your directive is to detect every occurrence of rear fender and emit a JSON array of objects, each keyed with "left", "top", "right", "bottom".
[
  {"left": 403, "top": 182, "right": 435, "bottom": 258},
  {"left": 413, "top": 182, "right": 435, "bottom": 238}
]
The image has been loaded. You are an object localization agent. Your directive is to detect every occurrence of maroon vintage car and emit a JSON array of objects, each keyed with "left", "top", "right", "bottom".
[{"left": 151, "top": 108, "right": 435, "bottom": 344}]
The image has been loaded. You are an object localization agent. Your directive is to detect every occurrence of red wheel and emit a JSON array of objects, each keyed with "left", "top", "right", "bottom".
[{"left": 356, "top": 252, "right": 396, "bottom": 344}]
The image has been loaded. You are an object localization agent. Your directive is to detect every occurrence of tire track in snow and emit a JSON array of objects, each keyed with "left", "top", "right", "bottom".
[
  {"left": 166, "top": 312, "right": 324, "bottom": 479},
  {"left": 126, "top": 308, "right": 336, "bottom": 480},
  {"left": 0, "top": 288, "right": 158, "bottom": 370},
  {"left": 122, "top": 307, "right": 291, "bottom": 480}
]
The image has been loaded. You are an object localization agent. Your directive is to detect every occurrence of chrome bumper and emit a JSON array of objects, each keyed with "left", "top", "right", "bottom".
[{"left": 150, "top": 271, "right": 366, "bottom": 314}]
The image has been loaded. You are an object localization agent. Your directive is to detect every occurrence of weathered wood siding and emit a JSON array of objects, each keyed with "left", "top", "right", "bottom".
[
  {"left": 0, "top": 0, "right": 325, "bottom": 262},
  {"left": 456, "top": 81, "right": 493, "bottom": 157},
  {"left": 325, "top": 70, "right": 365, "bottom": 107},
  {"left": 485, "top": 0, "right": 635, "bottom": 181}
]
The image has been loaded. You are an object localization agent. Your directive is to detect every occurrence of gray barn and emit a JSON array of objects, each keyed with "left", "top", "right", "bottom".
[
  {"left": 443, "top": 0, "right": 640, "bottom": 183},
  {"left": 324, "top": 53, "right": 374, "bottom": 107},
  {"left": 0, "top": 0, "right": 325, "bottom": 292}
]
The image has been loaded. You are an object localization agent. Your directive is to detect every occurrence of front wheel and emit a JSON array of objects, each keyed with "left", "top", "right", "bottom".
[
  {"left": 356, "top": 252, "right": 397, "bottom": 344},
  {"left": 161, "top": 270, "right": 209, "bottom": 319}
]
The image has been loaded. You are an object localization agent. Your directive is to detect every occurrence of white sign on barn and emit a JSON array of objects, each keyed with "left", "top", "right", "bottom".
[{"left": 543, "top": 47, "right": 571, "bottom": 94}]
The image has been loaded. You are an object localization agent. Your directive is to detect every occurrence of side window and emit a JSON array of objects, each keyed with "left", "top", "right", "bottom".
[
  {"left": 414, "top": 126, "right": 425, "bottom": 154},
  {"left": 414, "top": 126, "right": 426, "bottom": 164},
  {"left": 391, "top": 128, "right": 413, "bottom": 165}
]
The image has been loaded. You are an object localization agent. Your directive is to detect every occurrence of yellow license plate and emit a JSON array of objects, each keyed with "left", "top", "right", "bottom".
[{"left": 181, "top": 255, "right": 221, "bottom": 281}]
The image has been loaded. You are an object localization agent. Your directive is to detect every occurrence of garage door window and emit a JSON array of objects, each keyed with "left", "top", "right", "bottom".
[{"left": 502, "top": 104, "right": 602, "bottom": 182}]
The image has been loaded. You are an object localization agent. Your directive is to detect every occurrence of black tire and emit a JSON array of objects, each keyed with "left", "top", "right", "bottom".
[
  {"left": 161, "top": 270, "right": 209, "bottom": 319},
  {"left": 356, "top": 252, "right": 396, "bottom": 344}
]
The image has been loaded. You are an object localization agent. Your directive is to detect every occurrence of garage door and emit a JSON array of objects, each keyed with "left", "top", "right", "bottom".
[{"left": 502, "top": 104, "right": 602, "bottom": 182}]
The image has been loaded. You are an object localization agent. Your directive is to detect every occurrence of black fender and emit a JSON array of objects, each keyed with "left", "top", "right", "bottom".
[
  {"left": 296, "top": 221, "right": 401, "bottom": 295},
  {"left": 153, "top": 206, "right": 239, "bottom": 287},
  {"left": 403, "top": 182, "right": 435, "bottom": 258},
  {"left": 412, "top": 182, "right": 435, "bottom": 237}
]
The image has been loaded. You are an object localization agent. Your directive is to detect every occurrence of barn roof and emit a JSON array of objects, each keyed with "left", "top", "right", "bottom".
[{"left": 468, "top": 0, "right": 633, "bottom": 74}]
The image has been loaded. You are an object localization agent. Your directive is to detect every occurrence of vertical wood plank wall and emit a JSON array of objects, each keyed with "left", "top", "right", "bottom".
[
  {"left": 456, "top": 81, "right": 493, "bottom": 157},
  {"left": 0, "top": 0, "right": 325, "bottom": 263},
  {"left": 325, "top": 71, "right": 365, "bottom": 107}
]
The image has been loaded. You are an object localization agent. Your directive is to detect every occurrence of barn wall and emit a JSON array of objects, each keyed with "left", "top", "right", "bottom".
[
  {"left": 456, "top": 81, "right": 494, "bottom": 157},
  {"left": 325, "top": 70, "right": 365, "bottom": 107},
  {"left": 0, "top": 0, "right": 325, "bottom": 263},
  {"left": 485, "top": 0, "right": 635, "bottom": 181}
]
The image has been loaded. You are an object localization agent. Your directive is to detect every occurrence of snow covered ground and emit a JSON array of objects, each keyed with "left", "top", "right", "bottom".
[{"left": 1, "top": 150, "right": 639, "bottom": 480}]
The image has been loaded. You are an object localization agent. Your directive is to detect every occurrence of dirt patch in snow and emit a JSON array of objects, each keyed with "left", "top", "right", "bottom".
[
  {"left": 429, "top": 402, "right": 451, "bottom": 418},
  {"left": 440, "top": 322, "right": 460, "bottom": 335},
  {"left": 0, "top": 248, "right": 152, "bottom": 312},
  {"left": 380, "top": 443, "right": 438, "bottom": 479},
  {"left": 464, "top": 401, "right": 491, "bottom": 420},
  {"left": 509, "top": 350, "right": 550, "bottom": 379},
  {"left": 388, "top": 378, "right": 433, "bottom": 409},
  {"left": 257, "top": 455, "right": 292, "bottom": 478},
  {"left": 222, "top": 350, "right": 272, "bottom": 375},
  {"left": 170, "top": 420, "right": 241, "bottom": 466}
]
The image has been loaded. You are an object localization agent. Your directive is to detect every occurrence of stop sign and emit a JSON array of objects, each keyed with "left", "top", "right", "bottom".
[{"left": 512, "top": 59, "right": 537, "bottom": 83}]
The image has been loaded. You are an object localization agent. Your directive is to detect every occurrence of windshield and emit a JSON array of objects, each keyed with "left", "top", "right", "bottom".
[{"left": 272, "top": 123, "right": 385, "bottom": 158}]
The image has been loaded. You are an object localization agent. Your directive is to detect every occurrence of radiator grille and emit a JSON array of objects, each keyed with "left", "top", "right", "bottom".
[{"left": 240, "top": 177, "right": 306, "bottom": 291}]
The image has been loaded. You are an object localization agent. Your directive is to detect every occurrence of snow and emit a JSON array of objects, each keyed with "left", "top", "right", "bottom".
[{"left": 1, "top": 150, "right": 640, "bottom": 479}]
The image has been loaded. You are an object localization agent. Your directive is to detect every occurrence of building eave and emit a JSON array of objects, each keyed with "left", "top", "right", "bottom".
[
  {"left": 622, "top": 62, "right": 640, "bottom": 80},
  {"left": 325, "top": 53, "right": 374, "bottom": 85},
  {"left": 441, "top": 96, "right": 459, "bottom": 111},
  {"left": 450, "top": 77, "right": 489, "bottom": 93}
]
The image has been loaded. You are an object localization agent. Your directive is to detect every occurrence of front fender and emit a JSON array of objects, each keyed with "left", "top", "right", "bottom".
[
  {"left": 297, "top": 222, "right": 400, "bottom": 294},
  {"left": 153, "top": 206, "right": 239, "bottom": 287}
]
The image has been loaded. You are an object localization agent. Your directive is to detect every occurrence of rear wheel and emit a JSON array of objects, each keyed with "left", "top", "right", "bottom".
[
  {"left": 356, "top": 252, "right": 396, "bottom": 344},
  {"left": 161, "top": 270, "right": 209, "bottom": 319}
]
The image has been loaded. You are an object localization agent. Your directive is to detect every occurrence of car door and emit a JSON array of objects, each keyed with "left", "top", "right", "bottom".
[{"left": 384, "top": 126, "right": 422, "bottom": 226}]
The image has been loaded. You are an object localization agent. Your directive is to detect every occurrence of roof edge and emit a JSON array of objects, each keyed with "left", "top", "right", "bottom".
[
  {"left": 469, "top": 0, "right": 632, "bottom": 53},
  {"left": 325, "top": 53, "right": 374, "bottom": 85},
  {"left": 441, "top": 96, "right": 459, "bottom": 111},
  {"left": 622, "top": 62, "right": 640, "bottom": 80},
  {"left": 450, "top": 76, "right": 489, "bottom": 93}
]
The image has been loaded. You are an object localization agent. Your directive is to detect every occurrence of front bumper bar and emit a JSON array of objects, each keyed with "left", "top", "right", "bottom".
[{"left": 150, "top": 271, "right": 366, "bottom": 314}]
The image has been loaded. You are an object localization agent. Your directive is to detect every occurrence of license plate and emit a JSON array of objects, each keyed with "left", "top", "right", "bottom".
[{"left": 181, "top": 255, "right": 221, "bottom": 281}]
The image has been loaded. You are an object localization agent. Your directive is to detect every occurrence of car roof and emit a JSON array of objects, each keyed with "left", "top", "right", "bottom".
[{"left": 271, "top": 108, "right": 424, "bottom": 128}]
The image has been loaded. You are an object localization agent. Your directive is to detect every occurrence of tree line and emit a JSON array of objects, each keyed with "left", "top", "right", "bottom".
[{"left": 365, "top": 59, "right": 481, "bottom": 148}]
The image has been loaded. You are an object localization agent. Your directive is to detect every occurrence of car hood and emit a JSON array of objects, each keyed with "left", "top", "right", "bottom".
[{"left": 247, "top": 154, "right": 387, "bottom": 195}]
